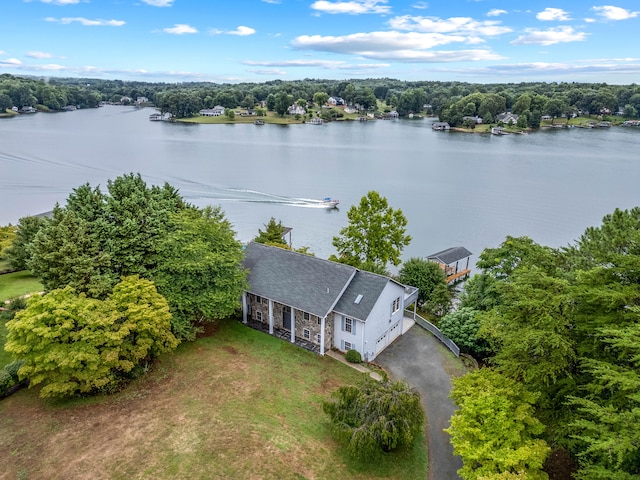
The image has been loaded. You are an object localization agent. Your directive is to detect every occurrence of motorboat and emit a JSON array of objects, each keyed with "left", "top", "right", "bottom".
[{"left": 322, "top": 197, "right": 339, "bottom": 208}]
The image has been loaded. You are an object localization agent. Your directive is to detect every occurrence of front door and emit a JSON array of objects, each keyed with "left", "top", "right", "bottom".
[{"left": 283, "top": 306, "right": 291, "bottom": 330}]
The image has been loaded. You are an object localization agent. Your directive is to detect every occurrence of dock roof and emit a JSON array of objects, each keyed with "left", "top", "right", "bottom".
[{"left": 427, "top": 246, "right": 472, "bottom": 265}]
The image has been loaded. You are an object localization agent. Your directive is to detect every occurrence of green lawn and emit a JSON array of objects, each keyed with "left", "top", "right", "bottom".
[
  {"left": 0, "top": 319, "right": 428, "bottom": 479},
  {"left": 0, "top": 270, "right": 42, "bottom": 303}
]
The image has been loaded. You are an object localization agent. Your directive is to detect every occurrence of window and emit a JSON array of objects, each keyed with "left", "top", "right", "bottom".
[
  {"left": 262, "top": 297, "right": 268, "bottom": 304},
  {"left": 392, "top": 297, "right": 401, "bottom": 313},
  {"left": 344, "top": 341, "right": 353, "bottom": 351},
  {"left": 303, "top": 312, "right": 310, "bottom": 321},
  {"left": 303, "top": 328, "right": 310, "bottom": 340},
  {"left": 317, "top": 317, "right": 322, "bottom": 326},
  {"left": 344, "top": 317, "right": 353, "bottom": 333},
  {"left": 255, "top": 311, "right": 262, "bottom": 321},
  {"left": 255, "top": 295, "right": 262, "bottom": 304},
  {"left": 316, "top": 333, "right": 322, "bottom": 344}
]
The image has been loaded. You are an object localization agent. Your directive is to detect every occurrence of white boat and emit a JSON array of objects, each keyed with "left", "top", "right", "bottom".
[{"left": 322, "top": 197, "right": 339, "bottom": 208}]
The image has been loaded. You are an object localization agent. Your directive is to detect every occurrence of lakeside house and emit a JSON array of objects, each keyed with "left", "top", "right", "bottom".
[
  {"left": 288, "top": 104, "right": 306, "bottom": 115},
  {"left": 199, "top": 105, "right": 225, "bottom": 117},
  {"left": 496, "top": 112, "right": 519, "bottom": 124},
  {"left": 463, "top": 115, "right": 483, "bottom": 124},
  {"left": 242, "top": 242, "right": 419, "bottom": 362}
]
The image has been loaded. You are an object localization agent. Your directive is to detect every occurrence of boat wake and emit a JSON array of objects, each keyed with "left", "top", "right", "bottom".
[{"left": 174, "top": 181, "right": 337, "bottom": 209}]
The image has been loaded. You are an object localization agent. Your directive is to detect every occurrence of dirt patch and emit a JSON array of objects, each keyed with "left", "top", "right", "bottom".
[
  {"left": 195, "top": 320, "right": 221, "bottom": 338},
  {"left": 544, "top": 447, "right": 579, "bottom": 480},
  {"left": 222, "top": 345, "right": 239, "bottom": 355}
]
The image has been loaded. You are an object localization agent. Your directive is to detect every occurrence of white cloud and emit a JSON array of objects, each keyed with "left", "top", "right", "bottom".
[
  {"left": 163, "top": 24, "right": 198, "bottom": 34},
  {"left": 438, "top": 60, "right": 640, "bottom": 77},
  {"left": 487, "top": 9, "right": 507, "bottom": 17},
  {"left": 39, "top": 0, "right": 83, "bottom": 5},
  {"left": 260, "top": 0, "right": 281, "bottom": 4},
  {"left": 292, "top": 31, "right": 503, "bottom": 62},
  {"left": 585, "top": 17, "right": 597, "bottom": 23},
  {"left": 512, "top": 26, "right": 588, "bottom": 46},
  {"left": 388, "top": 15, "right": 512, "bottom": 36},
  {"left": 592, "top": 5, "right": 639, "bottom": 20},
  {"left": 0, "top": 58, "right": 22, "bottom": 66},
  {"left": 247, "top": 68, "right": 287, "bottom": 75},
  {"left": 311, "top": 0, "right": 391, "bottom": 15},
  {"left": 227, "top": 26, "right": 256, "bottom": 36},
  {"left": 536, "top": 8, "right": 571, "bottom": 21},
  {"left": 142, "top": 0, "right": 174, "bottom": 6},
  {"left": 412, "top": 2, "right": 429, "bottom": 9},
  {"left": 243, "top": 59, "right": 389, "bottom": 70},
  {"left": 26, "top": 51, "right": 53, "bottom": 59},
  {"left": 45, "top": 17, "right": 125, "bottom": 26}
]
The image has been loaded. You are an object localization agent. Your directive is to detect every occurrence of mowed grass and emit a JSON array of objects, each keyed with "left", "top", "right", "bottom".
[
  {"left": 0, "top": 319, "right": 427, "bottom": 480},
  {"left": 0, "top": 271, "right": 42, "bottom": 303}
]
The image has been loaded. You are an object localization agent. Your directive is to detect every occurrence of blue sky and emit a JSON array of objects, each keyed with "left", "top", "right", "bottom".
[{"left": 2, "top": 0, "right": 640, "bottom": 84}]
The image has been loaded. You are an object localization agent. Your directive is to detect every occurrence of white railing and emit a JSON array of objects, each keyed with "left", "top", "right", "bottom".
[{"left": 406, "top": 310, "right": 460, "bottom": 357}]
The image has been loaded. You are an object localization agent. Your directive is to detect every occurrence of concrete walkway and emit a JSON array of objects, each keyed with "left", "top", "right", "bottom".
[
  {"left": 326, "top": 350, "right": 383, "bottom": 381},
  {"left": 376, "top": 325, "right": 463, "bottom": 480}
]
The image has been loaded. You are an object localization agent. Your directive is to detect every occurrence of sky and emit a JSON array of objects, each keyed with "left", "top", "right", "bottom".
[{"left": 2, "top": 0, "right": 640, "bottom": 84}]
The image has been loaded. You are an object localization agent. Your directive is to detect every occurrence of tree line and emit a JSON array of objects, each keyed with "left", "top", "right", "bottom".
[
  {"left": 439, "top": 209, "right": 640, "bottom": 479},
  {"left": 4, "top": 74, "right": 640, "bottom": 124}
]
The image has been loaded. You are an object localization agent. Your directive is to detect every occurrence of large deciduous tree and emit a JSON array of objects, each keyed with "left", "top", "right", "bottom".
[
  {"left": 5, "top": 276, "right": 178, "bottom": 398},
  {"left": 446, "top": 369, "right": 550, "bottom": 480},
  {"left": 332, "top": 191, "right": 411, "bottom": 272},
  {"left": 397, "top": 257, "right": 451, "bottom": 315},
  {"left": 153, "top": 207, "right": 247, "bottom": 340},
  {"left": 323, "top": 377, "right": 424, "bottom": 459}
]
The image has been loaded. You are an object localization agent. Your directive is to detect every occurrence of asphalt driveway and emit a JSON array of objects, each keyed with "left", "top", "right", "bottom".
[{"left": 376, "top": 325, "right": 463, "bottom": 480}]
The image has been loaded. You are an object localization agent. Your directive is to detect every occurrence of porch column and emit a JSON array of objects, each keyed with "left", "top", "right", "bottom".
[
  {"left": 291, "top": 307, "right": 296, "bottom": 343},
  {"left": 268, "top": 299, "right": 274, "bottom": 335},
  {"left": 242, "top": 292, "right": 247, "bottom": 324},
  {"left": 320, "top": 316, "right": 326, "bottom": 355}
]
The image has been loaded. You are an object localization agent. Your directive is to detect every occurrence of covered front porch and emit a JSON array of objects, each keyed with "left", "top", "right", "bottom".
[{"left": 244, "top": 318, "right": 321, "bottom": 354}]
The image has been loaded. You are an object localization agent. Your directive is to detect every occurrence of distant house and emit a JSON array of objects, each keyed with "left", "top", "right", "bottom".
[
  {"left": 19, "top": 106, "right": 37, "bottom": 114},
  {"left": 288, "top": 104, "right": 306, "bottom": 115},
  {"left": 344, "top": 105, "right": 358, "bottom": 114},
  {"left": 463, "top": 115, "right": 483, "bottom": 124},
  {"left": 120, "top": 96, "right": 133, "bottom": 104},
  {"left": 242, "top": 242, "right": 419, "bottom": 362},
  {"left": 387, "top": 110, "right": 399, "bottom": 118},
  {"left": 310, "top": 117, "right": 324, "bottom": 125},
  {"left": 427, "top": 247, "right": 473, "bottom": 283},
  {"left": 327, "top": 96, "right": 345, "bottom": 106},
  {"left": 136, "top": 96, "right": 149, "bottom": 105},
  {"left": 496, "top": 112, "right": 519, "bottom": 124},
  {"left": 199, "top": 105, "right": 225, "bottom": 116},
  {"left": 432, "top": 122, "right": 450, "bottom": 131}
]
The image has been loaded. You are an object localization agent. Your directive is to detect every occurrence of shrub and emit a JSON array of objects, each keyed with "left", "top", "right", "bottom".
[
  {"left": 345, "top": 349, "right": 362, "bottom": 363},
  {"left": 0, "top": 370, "right": 12, "bottom": 394},
  {"left": 5, "top": 360, "right": 24, "bottom": 382},
  {"left": 323, "top": 377, "right": 424, "bottom": 458}
]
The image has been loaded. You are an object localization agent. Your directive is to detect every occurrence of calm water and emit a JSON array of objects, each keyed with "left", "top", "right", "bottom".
[{"left": 1, "top": 106, "right": 639, "bottom": 267}]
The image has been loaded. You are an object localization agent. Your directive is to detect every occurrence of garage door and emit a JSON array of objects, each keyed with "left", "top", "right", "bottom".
[
  {"left": 389, "top": 321, "right": 401, "bottom": 342},
  {"left": 375, "top": 332, "right": 388, "bottom": 355}
]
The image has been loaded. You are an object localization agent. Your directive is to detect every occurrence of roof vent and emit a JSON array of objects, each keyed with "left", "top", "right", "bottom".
[{"left": 354, "top": 294, "right": 363, "bottom": 304}]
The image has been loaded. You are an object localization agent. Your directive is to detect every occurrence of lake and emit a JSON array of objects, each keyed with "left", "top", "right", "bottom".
[{"left": 1, "top": 106, "right": 639, "bottom": 268}]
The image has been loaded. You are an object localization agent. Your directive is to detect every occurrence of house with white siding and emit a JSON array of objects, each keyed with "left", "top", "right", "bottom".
[{"left": 242, "top": 242, "right": 419, "bottom": 362}]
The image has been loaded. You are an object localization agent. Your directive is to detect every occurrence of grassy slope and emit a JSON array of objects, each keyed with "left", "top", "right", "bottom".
[
  {"left": 0, "top": 271, "right": 42, "bottom": 303},
  {"left": 0, "top": 319, "right": 427, "bottom": 480}
]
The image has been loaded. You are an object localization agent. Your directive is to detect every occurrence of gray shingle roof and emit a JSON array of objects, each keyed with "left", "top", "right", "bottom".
[
  {"left": 333, "top": 270, "right": 389, "bottom": 321},
  {"left": 427, "top": 246, "right": 473, "bottom": 265},
  {"left": 243, "top": 242, "right": 356, "bottom": 318}
]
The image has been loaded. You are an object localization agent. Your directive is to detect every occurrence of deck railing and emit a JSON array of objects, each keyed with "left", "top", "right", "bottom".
[{"left": 406, "top": 310, "right": 460, "bottom": 357}]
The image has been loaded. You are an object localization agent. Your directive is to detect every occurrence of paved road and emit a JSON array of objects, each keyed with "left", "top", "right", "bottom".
[{"left": 376, "top": 325, "right": 463, "bottom": 480}]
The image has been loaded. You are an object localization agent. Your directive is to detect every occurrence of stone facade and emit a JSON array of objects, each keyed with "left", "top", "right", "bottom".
[{"left": 247, "top": 293, "right": 333, "bottom": 349}]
